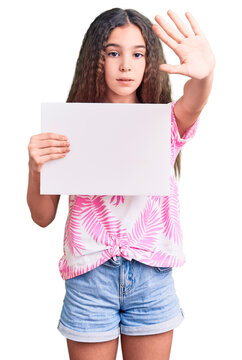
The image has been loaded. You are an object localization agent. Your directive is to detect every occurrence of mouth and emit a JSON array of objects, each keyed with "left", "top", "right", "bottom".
[{"left": 117, "top": 78, "right": 134, "bottom": 82}]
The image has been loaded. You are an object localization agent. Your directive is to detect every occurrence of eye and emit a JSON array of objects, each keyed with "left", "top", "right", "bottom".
[
  {"left": 134, "top": 53, "right": 144, "bottom": 58},
  {"left": 108, "top": 51, "right": 119, "bottom": 57}
]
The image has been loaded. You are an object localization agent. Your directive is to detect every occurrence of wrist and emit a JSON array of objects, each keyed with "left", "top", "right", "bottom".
[
  {"left": 188, "top": 70, "right": 214, "bottom": 88},
  {"left": 28, "top": 162, "right": 40, "bottom": 177},
  {"left": 203, "top": 68, "right": 215, "bottom": 81},
  {"left": 201, "top": 57, "right": 216, "bottom": 80}
]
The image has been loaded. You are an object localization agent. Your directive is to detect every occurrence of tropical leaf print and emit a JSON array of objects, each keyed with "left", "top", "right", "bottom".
[
  {"left": 109, "top": 195, "right": 125, "bottom": 206},
  {"left": 129, "top": 198, "right": 163, "bottom": 252},
  {"left": 171, "top": 102, "right": 183, "bottom": 165},
  {"left": 170, "top": 100, "right": 199, "bottom": 164},
  {"left": 76, "top": 195, "right": 121, "bottom": 246},
  {"left": 64, "top": 195, "right": 85, "bottom": 256},
  {"left": 160, "top": 176, "right": 182, "bottom": 245}
]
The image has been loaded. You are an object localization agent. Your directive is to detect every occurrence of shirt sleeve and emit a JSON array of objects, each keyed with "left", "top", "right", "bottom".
[{"left": 170, "top": 100, "right": 200, "bottom": 164}]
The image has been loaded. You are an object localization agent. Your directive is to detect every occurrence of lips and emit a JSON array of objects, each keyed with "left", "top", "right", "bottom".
[{"left": 117, "top": 78, "right": 134, "bottom": 81}]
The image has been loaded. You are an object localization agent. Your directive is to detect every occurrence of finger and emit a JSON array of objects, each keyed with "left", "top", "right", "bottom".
[
  {"left": 166, "top": 9, "right": 192, "bottom": 38},
  {"left": 34, "top": 133, "right": 68, "bottom": 141},
  {"left": 38, "top": 139, "right": 70, "bottom": 149},
  {"left": 154, "top": 15, "right": 184, "bottom": 43},
  {"left": 185, "top": 12, "right": 204, "bottom": 36},
  {"left": 38, "top": 146, "right": 70, "bottom": 157},
  {"left": 39, "top": 153, "right": 67, "bottom": 164},
  {"left": 159, "top": 63, "right": 188, "bottom": 76},
  {"left": 152, "top": 24, "right": 178, "bottom": 53}
]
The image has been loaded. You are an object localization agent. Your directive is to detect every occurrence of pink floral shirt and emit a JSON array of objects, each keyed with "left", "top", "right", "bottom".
[{"left": 59, "top": 101, "right": 199, "bottom": 280}]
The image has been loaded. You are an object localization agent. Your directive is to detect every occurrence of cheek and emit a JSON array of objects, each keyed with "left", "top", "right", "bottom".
[
  {"left": 139, "top": 61, "right": 146, "bottom": 79},
  {"left": 104, "top": 61, "right": 115, "bottom": 82}
]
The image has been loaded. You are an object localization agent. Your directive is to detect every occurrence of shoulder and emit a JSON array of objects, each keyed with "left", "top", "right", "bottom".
[{"left": 169, "top": 100, "right": 200, "bottom": 150}]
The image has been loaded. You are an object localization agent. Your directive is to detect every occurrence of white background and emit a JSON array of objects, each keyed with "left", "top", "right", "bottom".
[{"left": 1, "top": 0, "right": 241, "bottom": 359}]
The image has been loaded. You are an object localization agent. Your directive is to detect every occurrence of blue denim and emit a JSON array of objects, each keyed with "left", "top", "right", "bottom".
[{"left": 57, "top": 256, "right": 184, "bottom": 342}]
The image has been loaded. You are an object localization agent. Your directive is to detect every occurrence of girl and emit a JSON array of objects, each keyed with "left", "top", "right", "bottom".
[{"left": 27, "top": 7, "right": 215, "bottom": 360}]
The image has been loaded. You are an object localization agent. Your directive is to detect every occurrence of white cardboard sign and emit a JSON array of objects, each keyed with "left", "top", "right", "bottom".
[{"left": 40, "top": 103, "right": 171, "bottom": 196}]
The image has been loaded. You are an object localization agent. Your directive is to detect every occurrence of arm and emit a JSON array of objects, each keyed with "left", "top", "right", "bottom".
[
  {"left": 27, "top": 167, "right": 60, "bottom": 227},
  {"left": 174, "top": 71, "right": 214, "bottom": 137},
  {"left": 27, "top": 132, "right": 70, "bottom": 227},
  {"left": 152, "top": 10, "right": 216, "bottom": 137}
]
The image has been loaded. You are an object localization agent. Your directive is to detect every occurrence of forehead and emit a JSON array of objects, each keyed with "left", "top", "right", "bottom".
[{"left": 106, "top": 24, "right": 146, "bottom": 46}]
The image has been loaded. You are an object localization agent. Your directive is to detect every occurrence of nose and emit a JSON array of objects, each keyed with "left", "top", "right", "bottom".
[
  {"left": 119, "top": 57, "right": 131, "bottom": 72},
  {"left": 120, "top": 64, "right": 131, "bottom": 71}
]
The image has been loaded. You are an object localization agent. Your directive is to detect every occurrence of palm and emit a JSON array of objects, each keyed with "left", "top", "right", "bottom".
[{"left": 152, "top": 10, "right": 216, "bottom": 80}]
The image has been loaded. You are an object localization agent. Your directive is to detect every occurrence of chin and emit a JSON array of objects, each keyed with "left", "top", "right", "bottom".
[{"left": 113, "top": 88, "right": 138, "bottom": 96}]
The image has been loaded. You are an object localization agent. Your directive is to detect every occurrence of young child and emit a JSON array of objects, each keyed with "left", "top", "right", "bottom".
[{"left": 27, "top": 7, "right": 215, "bottom": 360}]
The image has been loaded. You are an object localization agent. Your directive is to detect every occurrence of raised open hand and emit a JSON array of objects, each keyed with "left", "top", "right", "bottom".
[{"left": 152, "top": 10, "right": 216, "bottom": 80}]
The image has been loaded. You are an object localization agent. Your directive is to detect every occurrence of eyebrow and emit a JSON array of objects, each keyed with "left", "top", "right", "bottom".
[{"left": 105, "top": 43, "right": 146, "bottom": 50}]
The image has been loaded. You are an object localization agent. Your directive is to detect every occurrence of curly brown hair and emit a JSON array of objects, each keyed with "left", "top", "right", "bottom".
[{"left": 67, "top": 7, "right": 181, "bottom": 177}]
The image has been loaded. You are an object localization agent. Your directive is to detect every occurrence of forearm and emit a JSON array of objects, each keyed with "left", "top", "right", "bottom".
[
  {"left": 27, "top": 164, "right": 57, "bottom": 227},
  {"left": 181, "top": 70, "right": 214, "bottom": 114}
]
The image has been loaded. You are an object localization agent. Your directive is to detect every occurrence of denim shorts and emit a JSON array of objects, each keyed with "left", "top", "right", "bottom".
[{"left": 57, "top": 256, "right": 184, "bottom": 342}]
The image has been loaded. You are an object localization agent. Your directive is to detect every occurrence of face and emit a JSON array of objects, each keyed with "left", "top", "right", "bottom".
[{"left": 103, "top": 23, "right": 146, "bottom": 103}]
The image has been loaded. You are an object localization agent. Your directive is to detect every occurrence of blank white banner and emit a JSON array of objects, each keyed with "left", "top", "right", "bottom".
[{"left": 41, "top": 102, "right": 171, "bottom": 195}]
